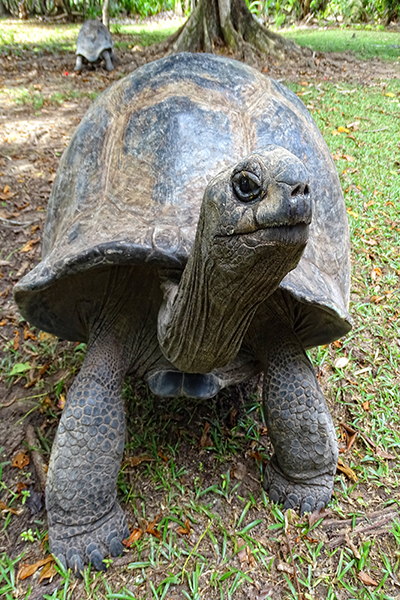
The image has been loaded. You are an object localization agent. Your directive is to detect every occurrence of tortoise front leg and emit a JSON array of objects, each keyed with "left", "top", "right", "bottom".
[
  {"left": 75, "top": 55, "right": 83, "bottom": 72},
  {"left": 46, "top": 333, "right": 128, "bottom": 574},
  {"left": 101, "top": 49, "right": 114, "bottom": 71},
  {"left": 260, "top": 324, "right": 338, "bottom": 514}
]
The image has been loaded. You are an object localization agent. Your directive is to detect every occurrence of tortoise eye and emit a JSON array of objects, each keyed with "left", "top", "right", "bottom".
[{"left": 232, "top": 171, "right": 262, "bottom": 202}]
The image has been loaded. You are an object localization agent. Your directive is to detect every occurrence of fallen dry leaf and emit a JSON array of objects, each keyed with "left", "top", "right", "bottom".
[
  {"left": 38, "top": 362, "right": 51, "bottom": 379},
  {"left": 122, "top": 528, "right": 142, "bottom": 547},
  {"left": 40, "top": 533, "right": 49, "bottom": 552},
  {"left": 12, "top": 450, "right": 30, "bottom": 469},
  {"left": 20, "top": 238, "right": 40, "bottom": 253},
  {"left": 359, "top": 432, "right": 396, "bottom": 460},
  {"left": 13, "top": 330, "right": 20, "bottom": 351},
  {"left": 200, "top": 422, "right": 212, "bottom": 448},
  {"left": 39, "top": 331, "right": 54, "bottom": 341},
  {"left": 146, "top": 515, "right": 161, "bottom": 539},
  {"left": 339, "top": 422, "right": 358, "bottom": 453},
  {"left": 347, "top": 209, "right": 358, "bottom": 218},
  {"left": 0, "top": 500, "right": 21, "bottom": 515},
  {"left": 177, "top": 519, "right": 191, "bottom": 537},
  {"left": 362, "top": 400, "right": 370, "bottom": 411},
  {"left": 24, "top": 325, "right": 37, "bottom": 341},
  {"left": 237, "top": 538, "right": 248, "bottom": 564},
  {"left": 358, "top": 571, "right": 379, "bottom": 586},
  {"left": 337, "top": 458, "right": 358, "bottom": 482},
  {"left": 276, "top": 561, "right": 295, "bottom": 575},
  {"left": 17, "top": 555, "right": 53, "bottom": 581},
  {"left": 237, "top": 537, "right": 256, "bottom": 567},
  {"left": 308, "top": 507, "right": 329, "bottom": 528},
  {"left": 249, "top": 450, "right": 263, "bottom": 462},
  {"left": 38, "top": 560, "right": 57, "bottom": 584}
]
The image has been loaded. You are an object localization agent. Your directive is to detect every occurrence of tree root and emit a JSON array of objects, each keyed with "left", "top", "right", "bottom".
[{"left": 153, "top": 0, "right": 309, "bottom": 67}]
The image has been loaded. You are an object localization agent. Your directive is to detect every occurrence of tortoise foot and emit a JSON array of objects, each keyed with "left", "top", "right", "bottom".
[
  {"left": 49, "top": 502, "right": 129, "bottom": 575},
  {"left": 263, "top": 460, "right": 334, "bottom": 515}
]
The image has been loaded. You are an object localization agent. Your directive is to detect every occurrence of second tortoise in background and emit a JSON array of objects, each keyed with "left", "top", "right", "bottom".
[{"left": 75, "top": 20, "right": 114, "bottom": 72}]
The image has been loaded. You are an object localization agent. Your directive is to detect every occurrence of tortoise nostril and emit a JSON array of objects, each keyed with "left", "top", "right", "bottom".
[
  {"left": 304, "top": 184, "right": 310, "bottom": 196},
  {"left": 291, "top": 184, "right": 302, "bottom": 197}
]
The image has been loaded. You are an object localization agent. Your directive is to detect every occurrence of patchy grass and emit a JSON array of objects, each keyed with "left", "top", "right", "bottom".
[
  {"left": 110, "top": 21, "right": 184, "bottom": 49},
  {"left": 282, "top": 26, "right": 400, "bottom": 62},
  {"left": 0, "top": 84, "right": 99, "bottom": 111},
  {"left": 0, "top": 18, "right": 181, "bottom": 57}
]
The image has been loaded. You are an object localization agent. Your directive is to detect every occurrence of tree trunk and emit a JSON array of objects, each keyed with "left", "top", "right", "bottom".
[
  {"left": 299, "top": 0, "right": 311, "bottom": 19},
  {"left": 167, "top": 0, "right": 300, "bottom": 63},
  {"left": 102, "top": 0, "right": 110, "bottom": 29},
  {"left": 0, "top": 0, "right": 10, "bottom": 14}
]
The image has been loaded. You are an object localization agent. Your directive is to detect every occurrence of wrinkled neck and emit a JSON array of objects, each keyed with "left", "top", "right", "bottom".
[{"left": 157, "top": 226, "right": 305, "bottom": 374}]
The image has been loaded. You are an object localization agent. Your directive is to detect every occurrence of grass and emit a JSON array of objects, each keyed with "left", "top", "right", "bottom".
[
  {"left": 0, "top": 18, "right": 181, "bottom": 57},
  {"left": 282, "top": 26, "right": 400, "bottom": 62},
  {"left": 1, "top": 18, "right": 400, "bottom": 600},
  {"left": 0, "top": 85, "right": 100, "bottom": 110}
]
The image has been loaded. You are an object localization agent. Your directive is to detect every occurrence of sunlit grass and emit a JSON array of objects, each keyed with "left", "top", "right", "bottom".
[
  {"left": 282, "top": 26, "right": 400, "bottom": 62},
  {"left": 0, "top": 18, "right": 182, "bottom": 56}
]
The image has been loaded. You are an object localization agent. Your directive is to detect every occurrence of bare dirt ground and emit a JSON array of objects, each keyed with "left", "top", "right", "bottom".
[{"left": 1, "top": 20, "right": 400, "bottom": 599}]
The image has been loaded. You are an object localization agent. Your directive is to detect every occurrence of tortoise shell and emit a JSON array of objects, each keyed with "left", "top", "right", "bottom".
[
  {"left": 15, "top": 52, "right": 351, "bottom": 350},
  {"left": 76, "top": 20, "right": 113, "bottom": 62}
]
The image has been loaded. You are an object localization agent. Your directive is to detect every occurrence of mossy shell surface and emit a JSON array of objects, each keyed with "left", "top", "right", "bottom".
[{"left": 15, "top": 53, "right": 351, "bottom": 349}]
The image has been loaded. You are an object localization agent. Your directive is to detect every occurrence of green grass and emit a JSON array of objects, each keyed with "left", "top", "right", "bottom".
[
  {"left": 0, "top": 18, "right": 181, "bottom": 57},
  {"left": 282, "top": 27, "right": 400, "bottom": 62},
  {"left": 0, "top": 85, "right": 100, "bottom": 110},
  {"left": 110, "top": 21, "right": 183, "bottom": 49}
]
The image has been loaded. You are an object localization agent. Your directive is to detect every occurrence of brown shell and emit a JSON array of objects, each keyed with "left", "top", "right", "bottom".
[{"left": 15, "top": 52, "right": 351, "bottom": 347}]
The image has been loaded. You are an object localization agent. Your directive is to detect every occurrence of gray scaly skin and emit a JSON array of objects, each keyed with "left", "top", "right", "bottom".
[
  {"left": 256, "top": 322, "right": 337, "bottom": 513},
  {"left": 74, "top": 51, "right": 114, "bottom": 72},
  {"left": 101, "top": 49, "right": 114, "bottom": 71},
  {"left": 46, "top": 146, "right": 316, "bottom": 573},
  {"left": 46, "top": 330, "right": 129, "bottom": 573},
  {"left": 74, "top": 55, "right": 83, "bottom": 72}
]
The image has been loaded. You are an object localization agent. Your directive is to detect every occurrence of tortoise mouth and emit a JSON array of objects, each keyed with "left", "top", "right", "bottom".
[{"left": 222, "top": 223, "right": 310, "bottom": 247}]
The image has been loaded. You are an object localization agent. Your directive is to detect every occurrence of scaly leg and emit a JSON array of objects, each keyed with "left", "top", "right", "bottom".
[
  {"left": 74, "top": 55, "right": 83, "bottom": 72},
  {"left": 46, "top": 332, "right": 129, "bottom": 574},
  {"left": 102, "top": 49, "right": 114, "bottom": 71},
  {"left": 261, "top": 324, "right": 338, "bottom": 514}
]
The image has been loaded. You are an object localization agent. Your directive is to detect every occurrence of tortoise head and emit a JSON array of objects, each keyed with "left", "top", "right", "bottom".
[{"left": 200, "top": 144, "right": 312, "bottom": 256}]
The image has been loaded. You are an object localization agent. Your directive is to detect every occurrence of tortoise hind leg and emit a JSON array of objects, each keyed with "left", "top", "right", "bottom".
[
  {"left": 46, "top": 331, "right": 129, "bottom": 574},
  {"left": 252, "top": 319, "right": 338, "bottom": 514}
]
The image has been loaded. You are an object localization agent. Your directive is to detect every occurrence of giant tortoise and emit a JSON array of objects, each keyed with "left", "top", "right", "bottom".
[
  {"left": 14, "top": 52, "right": 351, "bottom": 573},
  {"left": 75, "top": 20, "right": 114, "bottom": 72}
]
